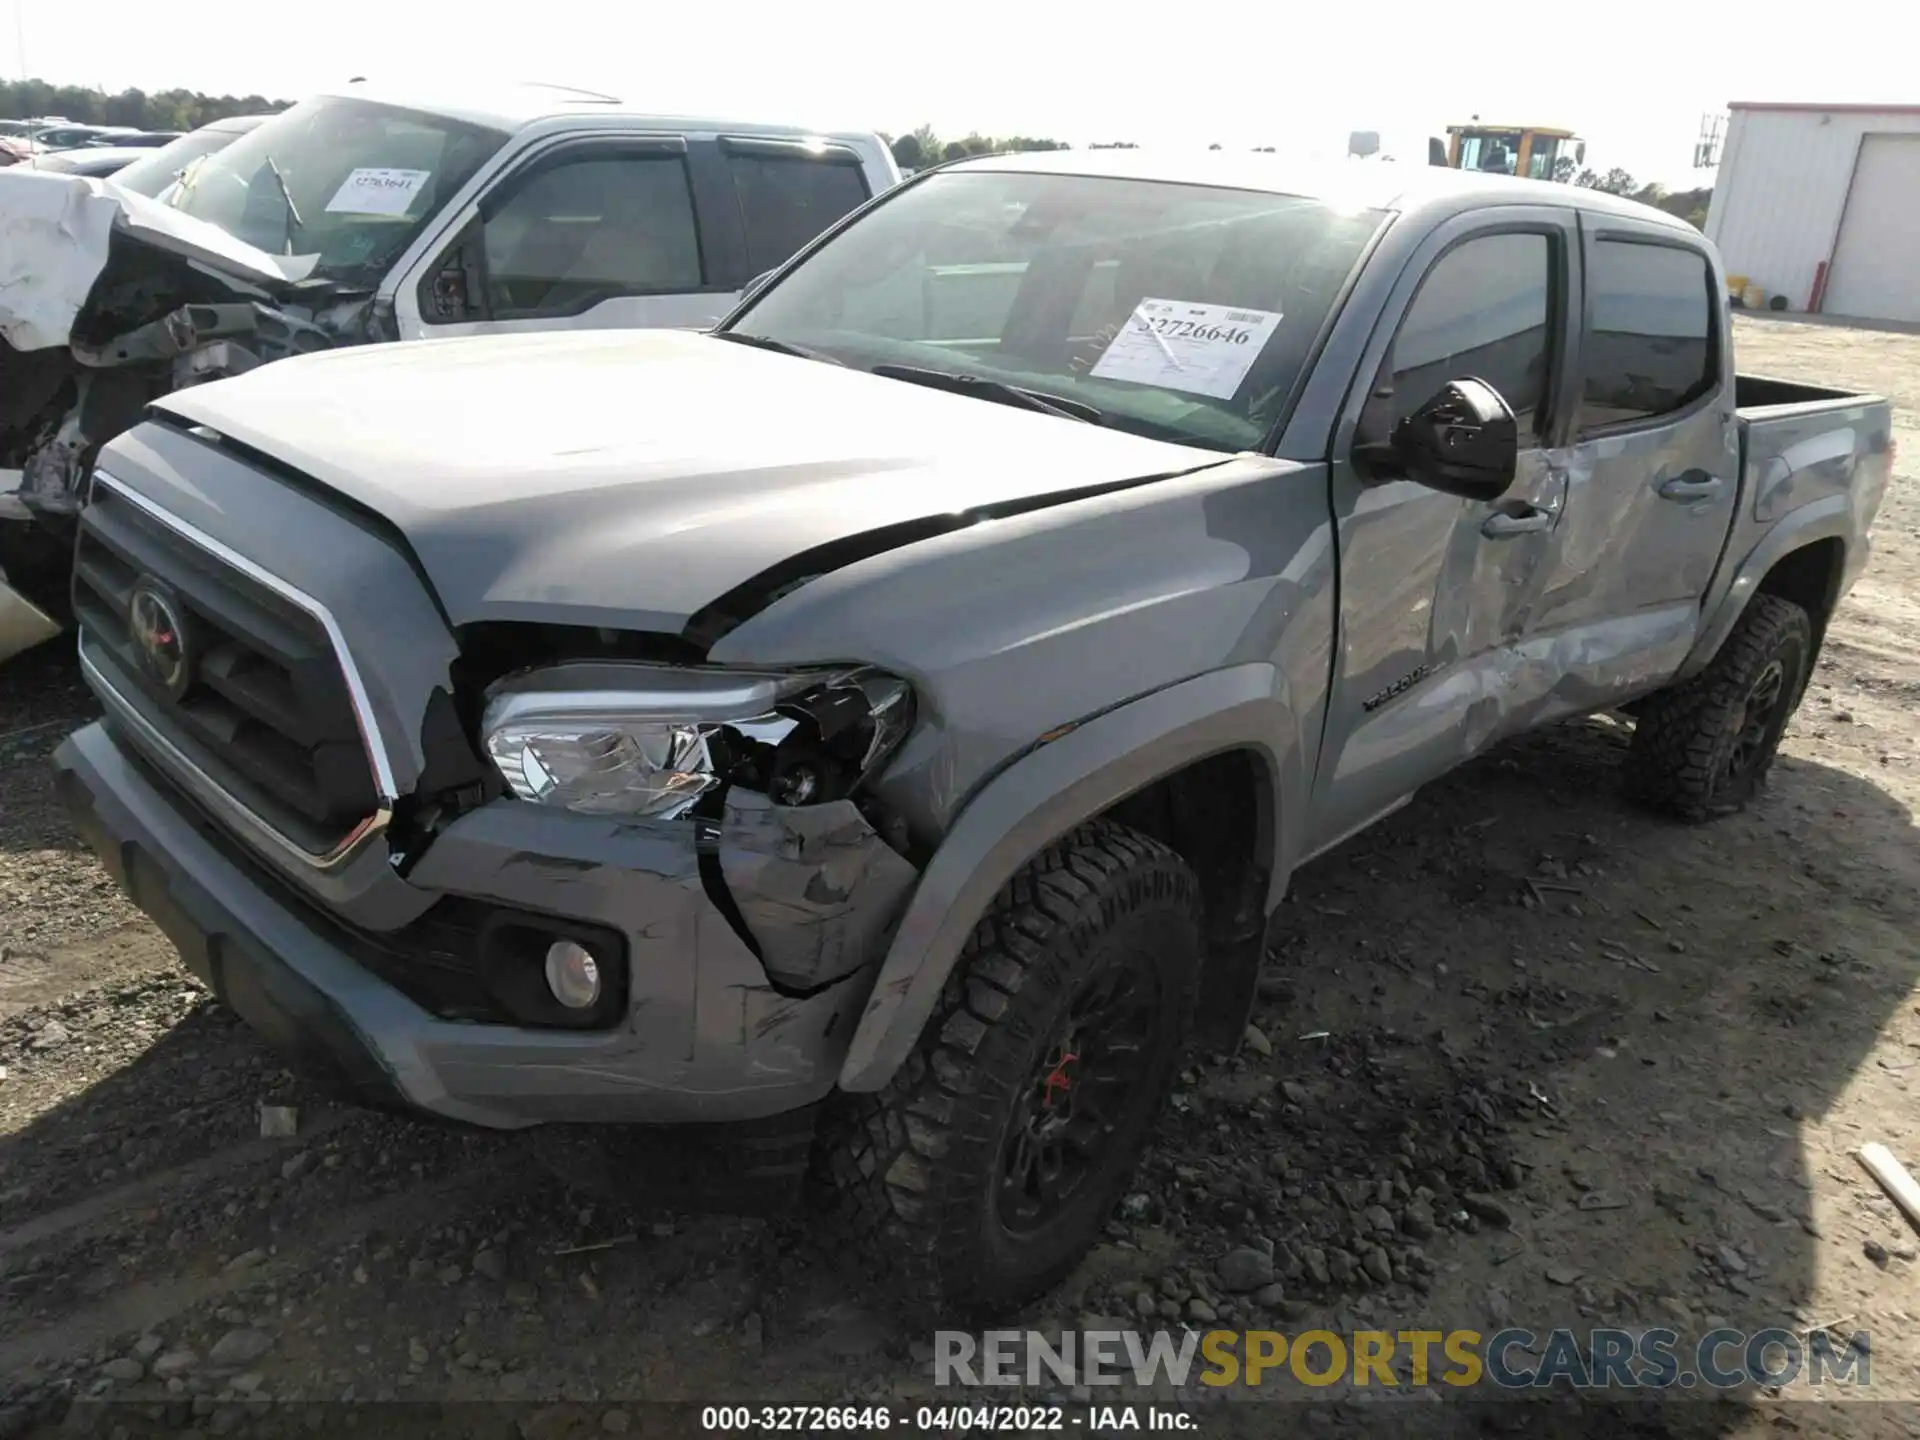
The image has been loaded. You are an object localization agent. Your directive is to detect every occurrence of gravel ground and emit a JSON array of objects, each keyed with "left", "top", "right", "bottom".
[{"left": 2, "top": 314, "right": 1919, "bottom": 1438}]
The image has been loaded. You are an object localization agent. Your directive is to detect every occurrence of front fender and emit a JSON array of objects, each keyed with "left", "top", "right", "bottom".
[
  {"left": 1676, "top": 495, "right": 1853, "bottom": 683},
  {"left": 836, "top": 663, "right": 1293, "bottom": 1093}
]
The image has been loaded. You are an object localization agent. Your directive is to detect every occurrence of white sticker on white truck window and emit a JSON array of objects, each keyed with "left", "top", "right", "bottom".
[
  {"left": 1089, "top": 298, "right": 1283, "bottom": 399},
  {"left": 324, "top": 168, "right": 431, "bottom": 216}
]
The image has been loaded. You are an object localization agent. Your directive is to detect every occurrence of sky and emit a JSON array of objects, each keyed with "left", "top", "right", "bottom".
[{"left": 7, "top": 0, "right": 1916, "bottom": 188}]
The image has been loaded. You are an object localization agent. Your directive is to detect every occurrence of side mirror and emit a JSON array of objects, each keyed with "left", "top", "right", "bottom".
[
  {"left": 1390, "top": 378, "right": 1518, "bottom": 501},
  {"left": 741, "top": 269, "right": 776, "bottom": 302},
  {"left": 419, "top": 220, "right": 488, "bottom": 324}
]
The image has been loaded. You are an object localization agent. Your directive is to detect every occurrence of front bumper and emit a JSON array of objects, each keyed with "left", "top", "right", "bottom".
[{"left": 54, "top": 720, "right": 915, "bottom": 1129}]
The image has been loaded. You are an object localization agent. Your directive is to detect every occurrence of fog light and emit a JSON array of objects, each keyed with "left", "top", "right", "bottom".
[{"left": 543, "top": 940, "right": 602, "bottom": 1010}]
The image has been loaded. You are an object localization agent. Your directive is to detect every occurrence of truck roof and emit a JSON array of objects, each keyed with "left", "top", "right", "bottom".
[
  {"left": 947, "top": 148, "right": 1700, "bottom": 234},
  {"left": 313, "top": 79, "right": 888, "bottom": 148}
]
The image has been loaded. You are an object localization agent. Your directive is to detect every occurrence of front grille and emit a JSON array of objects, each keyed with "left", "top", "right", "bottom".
[{"left": 73, "top": 481, "right": 381, "bottom": 857}]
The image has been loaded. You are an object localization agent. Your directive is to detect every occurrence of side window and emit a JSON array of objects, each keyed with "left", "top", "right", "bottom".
[
  {"left": 479, "top": 153, "right": 703, "bottom": 319},
  {"left": 1581, "top": 240, "right": 1716, "bottom": 430},
  {"left": 1363, "top": 231, "right": 1554, "bottom": 446},
  {"left": 726, "top": 153, "right": 870, "bottom": 273}
]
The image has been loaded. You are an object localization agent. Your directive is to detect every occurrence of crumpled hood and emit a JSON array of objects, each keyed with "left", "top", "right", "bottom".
[
  {"left": 150, "top": 328, "right": 1225, "bottom": 636},
  {"left": 0, "top": 170, "right": 315, "bottom": 350}
]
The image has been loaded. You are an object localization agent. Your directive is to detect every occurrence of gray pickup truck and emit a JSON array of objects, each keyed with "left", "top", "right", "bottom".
[{"left": 52, "top": 151, "right": 1892, "bottom": 1315}]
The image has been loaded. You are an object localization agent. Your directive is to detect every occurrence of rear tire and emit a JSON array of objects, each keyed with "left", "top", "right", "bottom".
[
  {"left": 1625, "top": 593, "right": 1813, "bottom": 821},
  {"left": 811, "top": 821, "right": 1202, "bottom": 1317}
]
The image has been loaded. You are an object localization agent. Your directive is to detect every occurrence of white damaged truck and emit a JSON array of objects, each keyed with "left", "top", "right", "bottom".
[{"left": 0, "top": 81, "right": 897, "bottom": 659}]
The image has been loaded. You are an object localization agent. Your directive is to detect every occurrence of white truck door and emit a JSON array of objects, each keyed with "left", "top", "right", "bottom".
[{"left": 391, "top": 135, "right": 741, "bottom": 340}]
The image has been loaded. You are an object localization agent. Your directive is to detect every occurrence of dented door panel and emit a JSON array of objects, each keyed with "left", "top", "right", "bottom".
[
  {"left": 1303, "top": 206, "right": 1581, "bottom": 856},
  {"left": 1533, "top": 216, "right": 1740, "bottom": 709}
]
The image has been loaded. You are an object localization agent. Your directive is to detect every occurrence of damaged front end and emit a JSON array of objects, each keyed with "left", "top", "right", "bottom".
[
  {"left": 0, "top": 173, "right": 388, "bottom": 657},
  {"left": 477, "top": 660, "right": 919, "bottom": 994}
]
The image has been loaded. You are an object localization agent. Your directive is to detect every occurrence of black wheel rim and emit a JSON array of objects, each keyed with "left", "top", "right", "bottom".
[
  {"left": 1726, "top": 659, "right": 1787, "bottom": 783},
  {"left": 996, "top": 951, "right": 1161, "bottom": 1235}
]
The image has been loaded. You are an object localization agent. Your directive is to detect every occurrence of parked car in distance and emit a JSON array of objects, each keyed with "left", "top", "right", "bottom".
[
  {"left": 48, "top": 151, "right": 1894, "bottom": 1313},
  {"left": 27, "top": 123, "right": 119, "bottom": 149},
  {"left": 27, "top": 146, "right": 145, "bottom": 179},
  {"left": 93, "top": 130, "right": 182, "bottom": 148},
  {"left": 16, "top": 119, "right": 260, "bottom": 187},
  {"left": 0, "top": 82, "right": 899, "bottom": 653}
]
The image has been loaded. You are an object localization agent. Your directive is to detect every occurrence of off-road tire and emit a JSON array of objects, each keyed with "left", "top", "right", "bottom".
[
  {"left": 1625, "top": 593, "right": 1813, "bottom": 821},
  {"left": 811, "top": 821, "right": 1203, "bottom": 1317}
]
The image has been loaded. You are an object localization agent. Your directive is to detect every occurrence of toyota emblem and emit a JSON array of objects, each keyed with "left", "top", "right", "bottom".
[{"left": 128, "top": 581, "right": 194, "bottom": 700}]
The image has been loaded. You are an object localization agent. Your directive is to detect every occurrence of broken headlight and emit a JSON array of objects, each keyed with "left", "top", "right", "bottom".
[{"left": 479, "top": 663, "right": 912, "bottom": 819}]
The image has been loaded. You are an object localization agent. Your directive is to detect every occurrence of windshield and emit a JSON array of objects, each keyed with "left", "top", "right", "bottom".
[
  {"left": 111, "top": 122, "right": 258, "bottom": 198},
  {"left": 725, "top": 169, "right": 1386, "bottom": 452},
  {"left": 160, "top": 95, "right": 508, "bottom": 283}
]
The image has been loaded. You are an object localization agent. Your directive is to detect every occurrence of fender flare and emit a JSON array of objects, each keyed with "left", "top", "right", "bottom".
[
  {"left": 837, "top": 663, "right": 1291, "bottom": 1093},
  {"left": 1676, "top": 497, "right": 1853, "bottom": 683}
]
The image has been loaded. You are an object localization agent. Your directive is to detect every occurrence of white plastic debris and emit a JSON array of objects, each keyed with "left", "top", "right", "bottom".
[
  {"left": 259, "top": 1104, "right": 299, "bottom": 1139},
  {"left": 0, "top": 170, "right": 316, "bottom": 351}
]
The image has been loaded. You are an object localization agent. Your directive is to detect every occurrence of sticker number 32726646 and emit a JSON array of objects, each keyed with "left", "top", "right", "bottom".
[
  {"left": 325, "top": 167, "right": 431, "bottom": 217},
  {"left": 1089, "top": 298, "right": 1283, "bottom": 399}
]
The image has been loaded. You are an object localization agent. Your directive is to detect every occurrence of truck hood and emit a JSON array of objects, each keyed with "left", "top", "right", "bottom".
[
  {"left": 151, "top": 328, "right": 1226, "bottom": 636},
  {"left": 0, "top": 170, "right": 315, "bottom": 350}
]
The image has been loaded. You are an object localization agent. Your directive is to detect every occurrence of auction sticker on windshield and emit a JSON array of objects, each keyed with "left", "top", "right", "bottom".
[
  {"left": 1089, "top": 298, "right": 1283, "bottom": 400},
  {"left": 325, "top": 167, "right": 431, "bottom": 217}
]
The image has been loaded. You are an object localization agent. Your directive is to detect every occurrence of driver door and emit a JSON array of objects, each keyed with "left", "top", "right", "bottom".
[
  {"left": 392, "top": 136, "right": 747, "bottom": 339},
  {"left": 1302, "top": 208, "right": 1582, "bottom": 856}
]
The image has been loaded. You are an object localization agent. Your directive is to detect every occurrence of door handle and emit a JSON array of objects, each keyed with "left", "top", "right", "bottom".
[
  {"left": 1481, "top": 507, "right": 1554, "bottom": 538},
  {"left": 1657, "top": 471, "right": 1726, "bottom": 502}
]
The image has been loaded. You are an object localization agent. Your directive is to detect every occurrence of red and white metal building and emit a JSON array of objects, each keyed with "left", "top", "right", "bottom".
[{"left": 1704, "top": 102, "right": 1920, "bottom": 324}]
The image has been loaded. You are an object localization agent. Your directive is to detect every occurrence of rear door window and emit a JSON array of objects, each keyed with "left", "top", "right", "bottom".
[
  {"left": 1580, "top": 240, "right": 1717, "bottom": 430},
  {"left": 725, "top": 149, "right": 871, "bottom": 273}
]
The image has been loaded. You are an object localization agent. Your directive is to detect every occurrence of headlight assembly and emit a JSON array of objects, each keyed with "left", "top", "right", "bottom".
[{"left": 480, "top": 662, "right": 912, "bottom": 819}]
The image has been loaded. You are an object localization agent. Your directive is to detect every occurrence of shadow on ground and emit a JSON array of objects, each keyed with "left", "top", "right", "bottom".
[
  {"left": 0, "top": 641, "right": 97, "bottom": 860},
  {"left": 1, "top": 695, "right": 1916, "bottom": 1434},
  {"left": 1208, "top": 713, "right": 1920, "bottom": 1435}
]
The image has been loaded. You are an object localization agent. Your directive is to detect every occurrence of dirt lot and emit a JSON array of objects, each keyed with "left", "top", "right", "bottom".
[{"left": 3, "top": 313, "right": 1920, "bottom": 1438}]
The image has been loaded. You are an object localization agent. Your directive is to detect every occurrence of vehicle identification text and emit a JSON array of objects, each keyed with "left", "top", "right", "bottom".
[
  {"left": 326, "top": 167, "right": 431, "bottom": 216},
  {"left": 1090, "top": 298, "right": 1283, "bottom": 399}
]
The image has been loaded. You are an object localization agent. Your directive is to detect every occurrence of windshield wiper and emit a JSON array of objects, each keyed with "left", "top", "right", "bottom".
[
  {"left": 866, "top": 364, "right": 1103, "bottom": 424},
  {"left": 709, "top": 331, "right": 842, "bottom": 365},
  {"left": 263, "top": 154, "right": 303, "bottom": 255}
]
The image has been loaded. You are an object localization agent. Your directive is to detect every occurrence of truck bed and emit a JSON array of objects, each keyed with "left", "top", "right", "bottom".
[
  {"left": 1732, "top": 373, "right": 1893, "bottom": 560},
  {"left": 1735, "top": 373, "right": 1870, "bottom": 411}
]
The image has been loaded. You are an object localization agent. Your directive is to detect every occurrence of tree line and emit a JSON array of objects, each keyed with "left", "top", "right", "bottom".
[
  {"left": 895, "top": 129, "right": 1711, "bottom": 227},
  {"left": 889, "top": 127, "right": 1204, "bottom": 167},
  {"left": 0, "top": 79, "right": 287, "bottom": 132},
  {"left": 3, "top": 86, "right": 1713, "bottom": 231},
  {"left": 1559, "top": 162, "right": 1711, "bottom": 229}
]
